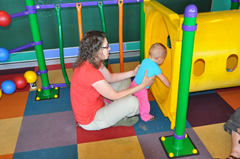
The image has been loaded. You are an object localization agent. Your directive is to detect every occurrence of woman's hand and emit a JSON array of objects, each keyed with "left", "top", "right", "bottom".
[
  {"left": 141, "top": 69, "right": 155, "bottom": 87},
  {"left": 133, "top": 64, "right": 140, "bottom": 76}
]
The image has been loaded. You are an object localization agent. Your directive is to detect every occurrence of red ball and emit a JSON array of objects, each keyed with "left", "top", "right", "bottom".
[
  {"left": 13, "top": 76, "right": 27, "bottom": 89},
  {"left": 0, "top": 11, "right": 11, "bottom": 27}
]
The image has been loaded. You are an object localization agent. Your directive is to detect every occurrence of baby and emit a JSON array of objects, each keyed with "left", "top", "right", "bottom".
[{"left": 129, "top": 43, "right": 170, "bottom": 122}]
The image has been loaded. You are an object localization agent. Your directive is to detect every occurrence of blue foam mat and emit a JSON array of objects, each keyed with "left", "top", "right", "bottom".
[{"left": 24, "top": 87, "right": 72, "bottom": 116}]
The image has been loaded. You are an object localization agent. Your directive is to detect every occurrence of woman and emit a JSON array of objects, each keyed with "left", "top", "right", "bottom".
[
  {"left": 224, "top": 107, "right": 240, "bottom": 159},
  {"left": 70, "top": 30, "right": 155, "bottom": 131}
]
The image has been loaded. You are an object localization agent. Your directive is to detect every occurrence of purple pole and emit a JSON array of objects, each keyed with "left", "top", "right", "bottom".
[
  {"left": 42, "top": 83, "right": 67, "bottom": 90},
  {"left": 9, "top": 41, "right": 42, "bottom": 53},
  {"left": 9, "top": 43, "right": 33, "bottom": 53},
  {"left": 10, "top": 10, "right": 37, "bottom": 18},
  {"left": 30, "top": 0, "right": 143, "bottom": 9},
  {"left": 53, "top": 83, "right": 67, "bottom": 87},
  {"left": 10, "top": 11, "right": 27, "bottom": 18},
  {"left": 8, "top": 0, "right": 143, "bottom": 19}
]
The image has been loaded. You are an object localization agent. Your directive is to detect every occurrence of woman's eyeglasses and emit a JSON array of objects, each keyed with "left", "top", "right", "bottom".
[{"left": 101, "top": 44, "right": 109, "bottom": 49}]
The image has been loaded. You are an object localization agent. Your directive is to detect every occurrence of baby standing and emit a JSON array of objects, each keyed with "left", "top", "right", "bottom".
[{"left": 129, "top": 43, "right": 170, "bottom": 122}]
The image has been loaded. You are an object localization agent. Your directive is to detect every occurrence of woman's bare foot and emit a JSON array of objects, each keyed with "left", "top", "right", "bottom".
[
  {"left": 228, "top": 129, "right": 240, "bottom": 159},
  {"left": 226, "top": 155, "right": 240, "bottom": 159}
]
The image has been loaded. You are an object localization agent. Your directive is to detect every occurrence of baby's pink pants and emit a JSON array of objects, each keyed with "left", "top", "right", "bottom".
[{"left": 129, "top": 80, "right": 152, "bottom": 122}]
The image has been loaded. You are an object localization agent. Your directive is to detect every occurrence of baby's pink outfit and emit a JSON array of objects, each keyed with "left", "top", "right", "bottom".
[{"left": 129, "top": 80, "right": 152, "bottom": 122}]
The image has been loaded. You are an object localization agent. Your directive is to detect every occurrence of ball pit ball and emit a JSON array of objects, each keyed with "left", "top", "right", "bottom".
[
  {"left": 0, "top": 11, "right": 11, "bottom": 27},
  {"left": 1, "top": 80, "right": 16, "bottom": 94},
  {"left": 0, "top": 89, "right": 2, "bottom": 98},
  {"left": 13, "top": 76, "right": 27, "bottom": 89},
  {"left": 24, "top": 70, "right": 37, "bottom": 83},
  {"left": 0, "top": 47, "right": 10, "bottom": 62}
]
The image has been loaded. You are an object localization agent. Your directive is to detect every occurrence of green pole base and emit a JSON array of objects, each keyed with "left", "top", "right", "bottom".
[
  {"left": 159, "top": 134, "right": 199, "bottom": 158},
  {"left": 35, "top": 87, "right": 60, "bottom": 101}
]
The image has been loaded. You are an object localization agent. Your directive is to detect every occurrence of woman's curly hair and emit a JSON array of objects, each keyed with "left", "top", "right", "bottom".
[{"left": 75, "top": 30, "right": 106, "bottom": 69}]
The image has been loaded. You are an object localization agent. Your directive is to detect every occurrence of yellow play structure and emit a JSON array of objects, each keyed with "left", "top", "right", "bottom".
[{"left": 144, "top": 0, "right": 240, "bottom": 129}]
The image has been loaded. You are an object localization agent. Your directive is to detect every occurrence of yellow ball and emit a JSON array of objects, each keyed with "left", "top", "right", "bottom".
[
  {"left": 161, "top": 136, "right": 166, "bottom": 141},
  {"left": 169, "top": 152, "right": 174, "bottom": 157},
  {"left": 54, "top": 95, "right": 58, "bottom": 98},
  {"left": 36, "top": 97, "right": 40, "bottom": 100},
  {"left": 185, "top": 134, "right": 188, "bottom": 138},
  {"left": 55, "top": 87, "right": 58, "bottom": 90},
  {"left": 192, "top": 149, "right": 198, "bottom": 154},
  {"left": 38, "top": 88, "right": 41, "bottom": 92},
  {"left": 24, "top": 70, "right": 37, "bottom": 83},
  {"left": 0, "top": 89, "right": 2, "bottom": 99}
]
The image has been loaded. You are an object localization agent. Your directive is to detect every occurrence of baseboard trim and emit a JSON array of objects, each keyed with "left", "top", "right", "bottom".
[{"left": 0, "top": 51, "right": 140, "bottom": 70}]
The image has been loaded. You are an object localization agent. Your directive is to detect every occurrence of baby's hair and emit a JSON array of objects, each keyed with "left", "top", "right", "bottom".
[{"left": 149, "top": 43, "right": 167, "bottom": 59}]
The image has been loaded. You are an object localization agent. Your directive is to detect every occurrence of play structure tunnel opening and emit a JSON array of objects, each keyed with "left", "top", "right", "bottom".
[
  {"left": 226, "top": 54, "right": 238, "bottom": 71},
  {"left": 193, "top": 54, "right": 238, "bottom": 77},
  {"left": 145, "top": 10, "right": 172, "bottom": 103}
]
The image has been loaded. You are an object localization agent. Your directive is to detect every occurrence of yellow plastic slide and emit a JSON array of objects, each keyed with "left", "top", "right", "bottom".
[{"left": 144, "top": 1, "right": 240, "bottom": 129}]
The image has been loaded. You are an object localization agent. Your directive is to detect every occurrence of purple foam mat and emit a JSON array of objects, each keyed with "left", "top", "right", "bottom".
[
  {"left": 137, "top": 128, "right": 212, "bottom": 159},
  {"left": 14, "top": 111, "right": 77, "bottom": 153}
]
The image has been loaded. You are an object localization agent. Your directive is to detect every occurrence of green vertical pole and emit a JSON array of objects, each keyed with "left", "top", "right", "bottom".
[
  {"left": 25, "top": 0, "right": 50, "bottom": 96},
  {"left": 98, "top": 1, "right": 108, "bottom": 68},
  {"left": 173, "top": 4, "right": 197, "bottom": 148},
  {"left": 55, "top": 5, "right": 70, "bottom": 87},
  {"left": 140, "top": 2, "right": 145, "bottom": 63},
  {"left": 231, "top": 0, "right": 239, "bottom": 10},
  {"left": 98, "top": 2, "right": 107, "bottom": 34},
  {"left": 160, "top": 6, "right": 199, "bottom": 157}
]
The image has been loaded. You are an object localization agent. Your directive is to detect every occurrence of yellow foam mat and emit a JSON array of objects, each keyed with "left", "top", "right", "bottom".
[
  {"left": 111, "top": 61, "right": 140, "bottom": 73},
  {"left": 30, "top": 68, "right": 73, "bottom": 91},
  {"left": 0, "top": 92, "right": 28, "bottom": 119},
  {"left": 193, "top": 123, "right": 231, "bottom": 158},
  {"left": 77, "top": 136, "right": 144, "bottom": 159},
  {"left": 0, "top": 117, "right": 22, "bottom": 155}
]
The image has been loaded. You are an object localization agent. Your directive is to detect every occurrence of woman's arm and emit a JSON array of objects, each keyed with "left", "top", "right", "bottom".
[
  {"left": 92, "top": 70, "right": 155, "bottom": 100},
  {"left": 99, "top": 64, "right": 140, "bottom": 83}
]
